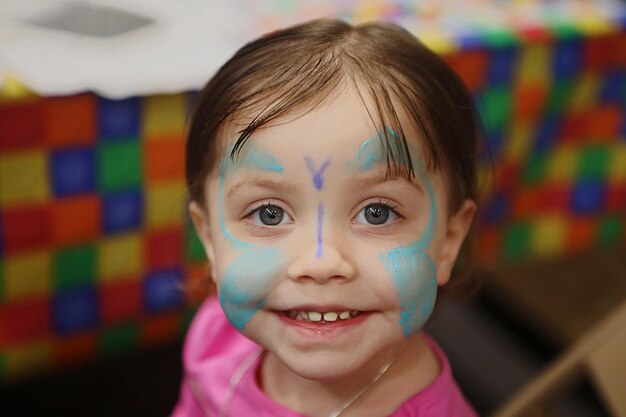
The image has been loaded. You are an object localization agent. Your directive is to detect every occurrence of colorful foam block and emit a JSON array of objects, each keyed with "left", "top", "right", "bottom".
[
  {"left": 99, "top": 280, "right": 141, "bottom": 325},
  {"left": 0, "top": 150, "right": 48, "bottom": 207},
  {"left": 53, "top": 244, "right": 96, "bottom": 290},
  {"left": 98, "top": 97, "right": 140, "bottom": 140},
  {"left": 4, "top": 251, "right": 50, "bottom": 300},
  {"left": 142, "top": 268, "right": 183, "bottom": 314},
  {"left": 52, "top": 285, "right": 99, "bottom": 335},
  {"left": 0, "top": 100, "right": 44, "bottom": 150},
  {"left": 98, "top": 233, "right": 143, "bottom": 280},
  {"left": 43, "top": 94, "right": 96, "bottom": 148},
  {"left": 97, "top": 141, "right": 142, "bottom": 192},
  {"left": 2, "top": 204, "right": 50, "bottom": 253},
  {"left": 50, "top": 147, "right": 95, "bottom": 197},
  {"left": 102, "top": 190, "right": 143, "bottom": 234}
]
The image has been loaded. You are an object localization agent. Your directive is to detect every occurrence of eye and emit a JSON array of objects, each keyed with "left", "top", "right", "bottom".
[
  {"left": 248, "top": 204, "right": 293, "bottom": 226},
  {"left": 354, "top": 202, "right": 398, "bottom": 226}
]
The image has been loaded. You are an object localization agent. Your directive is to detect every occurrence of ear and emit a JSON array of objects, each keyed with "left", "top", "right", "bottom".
[
  {"left": 436, "top": 199, "right": 476, "bottom": 286},
  {"left": 189, "top": 201, "right": 217, "bottom": 283}
]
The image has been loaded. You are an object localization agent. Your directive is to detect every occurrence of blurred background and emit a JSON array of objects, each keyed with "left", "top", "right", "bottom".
[{"left": 0, "top": 0, "right": 625, "bottom": 416}]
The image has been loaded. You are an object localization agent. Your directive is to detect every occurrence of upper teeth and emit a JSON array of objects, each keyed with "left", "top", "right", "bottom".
[{"left": 287, "top": 310, "right": 360, "bottom": 322}]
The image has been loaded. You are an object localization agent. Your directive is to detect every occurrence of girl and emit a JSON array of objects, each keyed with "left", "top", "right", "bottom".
[{"left": 174, "top": 18, "right": 480, "bottom": 417}]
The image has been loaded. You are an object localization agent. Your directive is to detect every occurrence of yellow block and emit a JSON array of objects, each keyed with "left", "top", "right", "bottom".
[
  {"left": 574, "top": 18, "right": 616, "bottom": 37},
  {"left": 516, "top": 43, "right": 551, "bottom": 84},
  {"left": 0, "top": 151, "right": 48, "bottom": 206},
  {"left": 98, "top": 233, "right": 143, "bottom": 280},
  {"left": 5, "top": 251, "right": 51, "bottom": 300},
  {"left": 505, "top": 123, "right": 533, "bottom": 161},
  {"left": 142, "top": 94, "right": 188, "bottom": 139},
  {"left": 420, "top": 30, "right": 459, "bottom": 55},
  {"left": 0, "top": 75, "right": 36, "bottom": 101},
  {"left": 609, "top": 145, "right": 626, "bottom": 181},
  {"left": 145, "top": 179, "right": 187, "bottom": 228},
  {"left": 570, "top": 73, "right": 600, "bottom": 113},
  {"left": 546, "top": 147, "right": 579, "bottom": 182},
  {"left": 531, "top": 216, "right": 567, "bottom": 258},
  {"left": 5, "top": 341, "right": 52, "bottom": 380}
]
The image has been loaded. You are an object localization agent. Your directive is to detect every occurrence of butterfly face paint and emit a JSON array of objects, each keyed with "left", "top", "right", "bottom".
[
  {"left": 350, "top": 128, "right": 437, "bottom": 337},
  {"left": 217, "top": 143, "right": 287, "bottom": 329}
]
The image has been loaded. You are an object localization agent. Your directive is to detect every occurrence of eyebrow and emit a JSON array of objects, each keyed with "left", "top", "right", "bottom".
[
  {"left": 226, "top": 175, "right": 299, "bottom": 198},
  {"left": 348, "top": 171, "right": 424, "bottom": 193}
]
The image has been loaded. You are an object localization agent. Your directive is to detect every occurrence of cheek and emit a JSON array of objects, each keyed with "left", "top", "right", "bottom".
[
  {"left": 218, "top": 247, "right": 285, "bottom": 330},
  {"left": 381, "top": 245, "right": 437, "bottom": 337}
]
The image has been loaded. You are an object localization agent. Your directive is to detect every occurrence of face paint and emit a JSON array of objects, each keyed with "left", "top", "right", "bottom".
[
  {"left": 347, "top": 128, "right": 410, "bottom": 172},
  {"left": 219, "top": 247, "right": 285, "bottom": 329},
  {"left": 316, "top": 202, "right": 324, "bottom": 259},
  {"left": 304, "top": 157, "right": 331, "bottom": 190},
  {"left": 381, "top": 177, "right": 437, "bottom": 336},
  {"left": 350, "top": 128, "right": 438, "bottom": 336},
  {"left": 217, "top": 142, "right": 286, "bottom": 329}
]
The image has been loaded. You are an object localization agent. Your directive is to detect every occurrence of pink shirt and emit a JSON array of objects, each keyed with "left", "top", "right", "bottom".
[{"left": 172, "top": 297, "right": 478, "bottom": 417}]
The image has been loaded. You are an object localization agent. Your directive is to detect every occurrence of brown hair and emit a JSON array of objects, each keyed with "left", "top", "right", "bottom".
[{"left": 186, "top": 18, "right": 482, "bottom": 296}]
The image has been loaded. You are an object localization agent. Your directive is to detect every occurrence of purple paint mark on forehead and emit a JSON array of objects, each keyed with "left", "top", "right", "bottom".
[{"left": 304, "top": 157, "right": 331, "bottom": 190}]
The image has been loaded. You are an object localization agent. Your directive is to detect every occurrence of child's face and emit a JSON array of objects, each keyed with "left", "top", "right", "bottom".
[{"left": 191, "top": 86, "right": 474, "bottom": 380}]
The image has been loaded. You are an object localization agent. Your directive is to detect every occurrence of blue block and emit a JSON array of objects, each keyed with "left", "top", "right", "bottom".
[
  {"left": 483, "top": 192, "right": 509, "bottom": 225},
  {"left": 98, "top": 97, "right": 140, "bottom": 140},
  {"left": 458, "top": 33, "right": 485, "bottom": 51},
  {"left": 53, "top": 286, "right": 99, "bottom": 335},
  {"left": 533, "top": 117, "right": 560, "bottom": 153},
  {"left": 553, "top": 39, "right": 582, "bottom": 79},
  {"left": 143, "top": 268, "right": 183, "bottom": 314},
  {"left": 599, "top": 71, "right": 626, "bottom": 103},
  {"left": 570, "top": 181, "right": 606, "bottom": 215},
  {"left": 51, "top": 147, "right": 95, "bottom": 197},
  {"left": 487, "top": 46, "right": 517, "bottom": 85},
  {"left": 102, "top": 190, "right": 142, "bottom": 234}
]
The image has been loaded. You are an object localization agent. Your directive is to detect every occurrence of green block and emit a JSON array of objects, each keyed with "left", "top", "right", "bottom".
[
  {"left": 578, "top": 147, "right": 610, "bottom": 180},
  {"left": 185, "top": 222, "right": 206, "bottom": 262},
  {"left": 481, "top": 29, "right": 519, "bottom": 49},
  {"left": 481, "top": 86, "right": 512, "bottom": 137},
  {"left": 598, "top": 217, "right": 623, "bottom": 246},
  {"left": 180, "top": 306, "right": 198, "bottom": 331},
  {"left": 546, "top": 80, "right": 574, "bottom": 116},
  {"left": 53, "top": 245, "right": 96, "bottom": 289},
  {"left": 99, "top": 323, "right": 139, "bottom": 356},
  {"left": 504, "top": 222, "right": 530, "bottom": 262},
  {"left": 98, "top": 141, "right": 142, "bottom": 192},
  {"left": 523, "top": 154, "right": 548, "bottom": 185},
  {"left": 551, "top": 23, "right": 581, "bottom": 41}
]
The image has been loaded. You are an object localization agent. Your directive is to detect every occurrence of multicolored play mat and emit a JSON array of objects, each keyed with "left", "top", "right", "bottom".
[{"left": 1, "top": 0, "right": 625, "bottom": 381}]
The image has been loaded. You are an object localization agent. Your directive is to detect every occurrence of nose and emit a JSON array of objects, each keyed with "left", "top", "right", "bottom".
[{"left": 286, "top": 241, "right": 357, "bottom": 284}]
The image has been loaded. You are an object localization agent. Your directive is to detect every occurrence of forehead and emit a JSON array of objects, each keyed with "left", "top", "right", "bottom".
[{"left": 218, "top": 86, "right": 423, "bottom": 169}]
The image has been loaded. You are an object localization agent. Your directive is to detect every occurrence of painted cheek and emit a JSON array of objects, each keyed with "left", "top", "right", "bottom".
[
  {"left": 381, "top": 246, "right": 437, "bottom": 336},
  {"left": 219, "top": 247, "right": 285, "bottom": 329}
]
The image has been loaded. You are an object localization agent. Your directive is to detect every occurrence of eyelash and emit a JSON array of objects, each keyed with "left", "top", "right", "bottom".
[{"left": 353, "top": 198, "right": 402, "bottom": 225}]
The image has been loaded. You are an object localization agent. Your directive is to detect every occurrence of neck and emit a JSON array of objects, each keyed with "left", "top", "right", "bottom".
[{"left": 259, "top": 332, "right": 440, "bottom": 417}]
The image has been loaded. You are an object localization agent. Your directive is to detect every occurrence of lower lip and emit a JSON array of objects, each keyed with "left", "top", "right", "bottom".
[{"left": 274, "top": 311, "right": 372, "bottom": 335}]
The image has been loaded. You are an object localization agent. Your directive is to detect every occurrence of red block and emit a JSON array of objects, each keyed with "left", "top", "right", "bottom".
[
  {"left": 99, "top": 280, "right": 141, "bottom": 325},
  {"left": 140, "top": 312, "right": 180, "bottom": 347},
  {"left": 565, "top": 218, "right": 595, "bottom": 254},
  {"left": 50, "top": 195, "right": 101, "bottom": 246},
  {"left": 146, "top": 228, "right": 183, "bottom": 269},
  {"left": 2, "top": 204, "right": 51, "bottom": 253},
  {"left": 476, "top": 228, "right": 501, "bottom": 265},
  {"left": 444, "top": 49, "right": 489, "bottom": 92},
  {"left": 0, "top": 100, "right": 44, "bottom": 150},
  {"left": 536, "top": 184, "right": 571, "bottom": 213},
  {"left": 514, "top": 82, "right": 549, "bottom": 123},
  {"left": 512, "top": 189, "right": 538, "bottom": 219},
  {"left": 53, "top": 332, "right": 97, "bottom": 367},
  {"left": 0, "top": 298, "right": 51, "bottom": 345},
  {"left": 584, "top": 105, "right": 622, "bottom": 142},
  {"left": 584, "top": 33, "right": 626, "bottom": 71},
  {"left": 43, "top": 94, "right": 96, "bottom": 148},
  {"left": 606, "top": 183, "right": 626, "bottom": 212},
  {"left": 518, "top": 26, "right": 553, "bottom": 44},
  {"left": 184, "top": 264, "right": 213, "bottom": 305},
  {"left": 144, "top": 137, "right": 185, "bottom": 182}
]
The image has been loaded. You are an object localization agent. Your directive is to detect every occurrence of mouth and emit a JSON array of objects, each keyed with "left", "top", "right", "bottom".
[{"left": 283, "top": 310, "right": 362, "bottom": 323}]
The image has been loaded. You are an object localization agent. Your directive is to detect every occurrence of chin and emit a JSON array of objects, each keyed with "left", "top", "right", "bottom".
[{"left": 280, "top": 351, "right": 365, "bottom": 381}]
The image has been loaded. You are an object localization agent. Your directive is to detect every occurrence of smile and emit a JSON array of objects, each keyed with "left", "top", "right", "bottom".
[{"left": 285, "top": 310, "right": 361, "bottom": 323}]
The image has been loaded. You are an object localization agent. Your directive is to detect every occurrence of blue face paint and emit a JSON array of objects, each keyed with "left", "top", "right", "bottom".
[
  {"left": 348, "top": 128, "right": 411, "bottom": 172},
  {"left": 219, "top": 247, "right": 285, "bottom": 329},
  {"left": 304, "top": 157, "right": 331, "bottom": 190},
  {"left": 316, "top": 202, "right": 324, "bottom": 259},
  {"left": 381, "top": 177, "right": 437, "bottom": 336},
  {"left": 350, "top": 127, "right": 438, "bottom": 336},
  {"left": 217, "top": 141, "right": 286, "bottom": 329}
]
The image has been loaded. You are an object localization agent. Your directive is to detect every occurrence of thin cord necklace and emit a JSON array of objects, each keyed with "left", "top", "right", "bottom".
[{"left": 219, "top": 342, "right": 405, "bottom": 417}]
